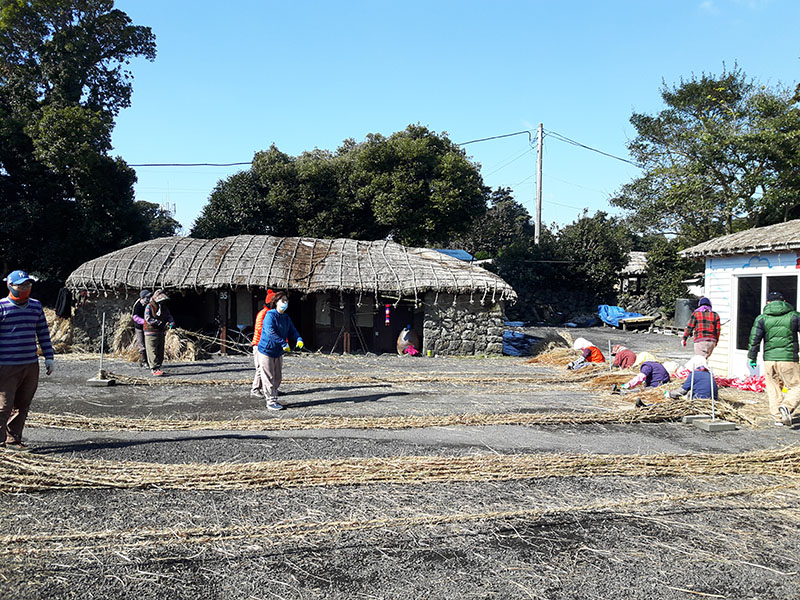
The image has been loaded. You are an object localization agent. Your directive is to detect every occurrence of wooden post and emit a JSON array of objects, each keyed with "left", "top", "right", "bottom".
[
  {"left": 535, "top": 122, "right": 543, "bottom": 245},
  {"left": 219, "top": 291, "right": 228, "bottom": 355}
]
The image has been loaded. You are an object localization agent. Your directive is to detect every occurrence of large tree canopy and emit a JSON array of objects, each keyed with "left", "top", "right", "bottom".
[
  {"left": 0, "top": 0, "right": 158, "bottom": 280},
  {"left": 191, "top": 125, "right": 487, "bottom": 247},
  {"left": 611, "top": 67, "right": 800, "bottom": 245}
]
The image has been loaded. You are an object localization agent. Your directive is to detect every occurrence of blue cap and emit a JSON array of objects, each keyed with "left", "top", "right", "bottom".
[{"left": 4, "top": 270, "right": 36, "bottom": 285}]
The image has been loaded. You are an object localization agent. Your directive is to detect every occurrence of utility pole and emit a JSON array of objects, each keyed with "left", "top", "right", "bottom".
[{"left": 535, "top": 122, "right": 543, "bottom": 245}]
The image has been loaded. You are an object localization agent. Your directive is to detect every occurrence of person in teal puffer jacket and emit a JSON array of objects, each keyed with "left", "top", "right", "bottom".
[{"left": 747, "top": 291, "right": 800, "bottom": 426}]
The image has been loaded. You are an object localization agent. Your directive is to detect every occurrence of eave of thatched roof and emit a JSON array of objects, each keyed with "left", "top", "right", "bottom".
[
  {"left": 65, "top": 236, "right": 517, "bottom": 303},
  {"left": 679, "top": 219, "right": 800, "bottom": 259},
  {"left": 620, "top": 251, "right": 647, "bottom": 276}
]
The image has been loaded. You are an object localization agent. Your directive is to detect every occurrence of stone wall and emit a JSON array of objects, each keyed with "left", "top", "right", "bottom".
[
  {"left": 72, "top": 294, "right": 135, "bottom": 352},
  {"left": 422, "top": 292, "right": 506, "bottom": 356}
]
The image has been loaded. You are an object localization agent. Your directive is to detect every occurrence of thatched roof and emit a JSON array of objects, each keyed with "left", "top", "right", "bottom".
[
  {"left": 65, "top": 236, "right": 517, "bottom": 303},
  {"left": 620, "top": 251, "right": 647, "bottom": 276},
  {"left": 679, "top": 219, "right": 800, "bottom": 258}
]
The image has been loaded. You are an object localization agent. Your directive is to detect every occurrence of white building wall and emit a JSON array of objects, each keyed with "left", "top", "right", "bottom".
[{"left": 704, "top": 252, "right": 800, "bottom": 378}]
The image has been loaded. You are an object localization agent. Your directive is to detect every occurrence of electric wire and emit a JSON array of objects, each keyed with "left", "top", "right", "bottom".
[{"left": 544, "top": 129, "right": 641, "bottom": 168}]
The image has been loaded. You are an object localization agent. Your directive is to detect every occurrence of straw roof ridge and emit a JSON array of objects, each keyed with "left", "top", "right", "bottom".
[
  {"left": 65, "top": 235, "right": 518, "bottom": 302},
  {"left": 679, "top": 219, "right": 800, "bottom": 258}
]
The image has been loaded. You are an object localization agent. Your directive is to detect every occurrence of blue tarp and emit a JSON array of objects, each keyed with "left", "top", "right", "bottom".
[
  {"left": 503, "top": 331, "right": 540, "bottom": 357},
  {"left": 598, "top": 304, "right": 644, "bottom": 327}
]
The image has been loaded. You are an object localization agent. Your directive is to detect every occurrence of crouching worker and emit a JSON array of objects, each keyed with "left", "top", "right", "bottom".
[
  {"left": 666, "top": 356, "right": 719, "bottom": 400},
  {"left": 256, "top": 291, "right": 303, "bottom": 411},
  {"left": 613, "top": 361, "right": 676, "bottom": 393},
  {"left": 611, "top": 345, "right": 636, "bottom": 369},
  {"left": 567, "top": 338, "right": 605, "bottom": 370}
]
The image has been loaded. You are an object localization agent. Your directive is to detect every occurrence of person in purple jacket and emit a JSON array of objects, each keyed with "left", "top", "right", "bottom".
[
  {"left": 0, "top": 270, "right": 54, "bottom": 451},
  {"left": 613, "top": 361, "right": 676, "bottom": 393}
]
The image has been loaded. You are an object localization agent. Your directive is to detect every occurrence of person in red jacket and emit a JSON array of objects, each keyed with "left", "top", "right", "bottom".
[
  {"left": 250, "top": 289, "right": 275, "bottom": 398},
  {"left": 682, "top": 297, "right": 721, "bottom": 358},
  {"left": 611, "top": 344, "right": 636, "bottom": 369},
  {"left": 567, "top": 337, "right": 606, "bottom": 370}
]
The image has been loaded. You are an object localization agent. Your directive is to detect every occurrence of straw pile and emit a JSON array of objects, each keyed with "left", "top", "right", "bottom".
[
  {"left": 44, "top": 308, "right": 73, "bottom": 353},
  {"left": 27, "top": 399, "right": 725, "bottom": 432},
  {"left": 1, "top": 480, "right": 796, "bottom": 559},
  {"left": 2, "top": 446, "right": 798, "bottom": 494},
  {"left": 111, "top": 317, "right": 204, "bottom": 362}
]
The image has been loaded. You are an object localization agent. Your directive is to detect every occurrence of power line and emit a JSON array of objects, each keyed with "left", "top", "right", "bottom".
[
  {"left": 458, "top": 130, "right": 534, "bottom": 147},
  {"left": 544, "top": 129, "right": 642, "bottom": 168},
  {"left": 130, "top": 162, "right": 252, "bottom": 167}
]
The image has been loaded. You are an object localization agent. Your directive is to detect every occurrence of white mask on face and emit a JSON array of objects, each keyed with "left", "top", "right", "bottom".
[{"left": 277, "top": 300, "right": 289, "bottom": 313}]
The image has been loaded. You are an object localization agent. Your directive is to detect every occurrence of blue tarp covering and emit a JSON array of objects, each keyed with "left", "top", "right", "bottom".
[
  {"left": 503, "top": 331, "right": 540, "bottom": 356},
  {"left": 598, "top": 304, "right": 644, "bottom": 327}
]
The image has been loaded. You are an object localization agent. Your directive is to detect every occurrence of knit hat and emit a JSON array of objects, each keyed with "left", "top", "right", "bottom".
[
  {"left": 698, "top": 297, "right": 711, "bottom": 307},
  {"left": 611, "top": 344, "right": 625, "bottom": 355},
  {"left": 767, "top": 291, "right": 784, "bottom": 302},
  {"left": 139, "top": 289, "right": 152, "bottom": 299},
  {"left": 685, "top": 355, "right": 708, "bottom": 371},
  {"left": 265, "top": 289, "right": 276, "bottom": 305}
]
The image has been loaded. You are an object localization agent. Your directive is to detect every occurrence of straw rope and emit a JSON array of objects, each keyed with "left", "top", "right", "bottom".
[
  {"left": 26, "top": 399, "right": 745, "bottom": 432},
  {"left": 95, "top": 367, "right": 607, "bottom": 388},
  {"left": 2, "top": 446, "right": 798, "bottom": 494},
  {"left": 1, "top": 480, "right": 797, "bottom": 559}
]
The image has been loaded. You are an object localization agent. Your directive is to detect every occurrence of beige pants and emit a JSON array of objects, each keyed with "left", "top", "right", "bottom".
[
  {"left": 0, "top": 362, "right": 39, "bottom": 444},
  {"left": 693, "top": 340, "right": 716, "bottom": 358},
  {"left": 763, "top": 361, "right": 800, "bottom": 418},
  {"left": 256, "top": 353, "right": 283, "bottom": 401},
  {"left": 251, "top": 347, "right": 263, "bottom": 395}
]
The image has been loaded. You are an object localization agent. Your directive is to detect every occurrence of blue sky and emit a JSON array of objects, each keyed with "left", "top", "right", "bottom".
[{"left": 111, "top": 0, "right": 800, "bottom": 234}]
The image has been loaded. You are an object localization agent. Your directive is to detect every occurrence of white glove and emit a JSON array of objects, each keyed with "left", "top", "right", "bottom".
[{"left": 45, "top": 358, "right": 54, "bottom": 375}]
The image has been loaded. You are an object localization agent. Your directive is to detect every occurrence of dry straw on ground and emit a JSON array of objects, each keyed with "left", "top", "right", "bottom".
[
  {"left": 1, "top": 480, "right": 797, "bottom": 559},
  {"left": 26, "top": 397, "right": 753, "bottom": 432},
  {"left": 2, "top": 445, "right": 798, "bottom": 494}
]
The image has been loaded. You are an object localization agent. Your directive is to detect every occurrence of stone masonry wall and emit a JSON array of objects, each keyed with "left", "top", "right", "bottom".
[
  {"left": 422, "top": 292, "right": 506, "bottom": 356},
  {"left": 72, "top": 294, "right": 134, "bottom": 352}
]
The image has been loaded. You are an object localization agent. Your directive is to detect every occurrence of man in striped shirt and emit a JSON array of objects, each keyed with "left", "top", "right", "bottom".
[{"left": 0, "top": 270, "right": 54, "bottom": 451}]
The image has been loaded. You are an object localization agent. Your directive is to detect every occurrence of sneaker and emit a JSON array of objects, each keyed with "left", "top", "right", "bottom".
[
  {"left": 266, "top": 399, "right": 284, "bottom": 411},
  {"left": 250, "top": 390, "right": 263, "bottom": 398},
  {"left": 774, "top": 421, "right": 785, "bottom": 427},
  {"left": 779, "top": 406, "right": 793, "bottom": 427},
  {"left": 152, "top": 369, "right": 164, "bottom": 377}
]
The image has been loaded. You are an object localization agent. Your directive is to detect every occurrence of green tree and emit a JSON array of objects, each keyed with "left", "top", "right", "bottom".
[
  {"left": 556, "top": 210, "right": 632, "bottom": 297},
  {"left": 190, "top": 125, "right": 487, "bottom": 246},
  {"left": 452, "top": 187, "right": 533, "bottom": 259},
  {"left": 0, "top": 0, "right": 156, "bottom": 279},
  {"left": 642, "top": 237, "right": 698, "bottom": 314},
  {"left": 611, "top": 67, "right": 800, "bottom": 245},
  {"left": 135, "top": 201, "right": 182, "bottom": 238}
]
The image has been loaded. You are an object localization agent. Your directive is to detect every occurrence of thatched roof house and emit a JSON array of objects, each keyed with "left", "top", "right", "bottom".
[
  {"left": 678, "top": 219, "right": 800, "bottom": 377},
  {"left": 66, "top": 236, "right": 517, "bottom": 356},
  {"left": 679, "top": 219, "right": 800, "bottom": 258}
]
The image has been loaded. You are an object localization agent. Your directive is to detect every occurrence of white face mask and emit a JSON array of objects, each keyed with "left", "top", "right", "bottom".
[{"left": 277, "top": 300, "right": 289, "bottom": 313}]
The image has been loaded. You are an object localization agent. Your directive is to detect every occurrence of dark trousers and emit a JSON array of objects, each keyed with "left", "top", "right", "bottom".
[
  {"left": 145, "top": 333, "right": 165, "bottom": 371},
  {"left": 0, "top": 362, "right": 39, "bottom": 444}
]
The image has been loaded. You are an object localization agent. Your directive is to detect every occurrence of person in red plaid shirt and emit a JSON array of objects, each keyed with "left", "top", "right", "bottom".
[{"left": 682, "top": 297, "right": 721, "bottom": 358}]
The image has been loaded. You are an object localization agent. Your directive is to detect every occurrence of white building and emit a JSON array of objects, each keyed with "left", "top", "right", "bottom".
[{"left": 679, "top": 219, "right": 800, "bottom": 377}]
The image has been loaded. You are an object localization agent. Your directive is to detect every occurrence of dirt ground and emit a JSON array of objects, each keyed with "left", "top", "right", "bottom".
[{"left": 2, "top": 326, "right": 799, "bottom": 599}]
